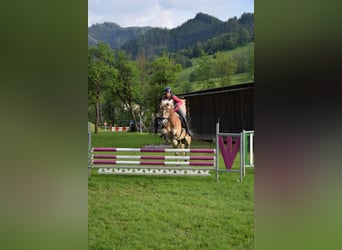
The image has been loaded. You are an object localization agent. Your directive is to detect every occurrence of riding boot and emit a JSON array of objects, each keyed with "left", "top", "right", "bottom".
[
  {"left": 183, "top": 118, "right": 193, "bottom": 136},
  {"left": 177, "top": 110, "right": 193, "bottom": 136}
]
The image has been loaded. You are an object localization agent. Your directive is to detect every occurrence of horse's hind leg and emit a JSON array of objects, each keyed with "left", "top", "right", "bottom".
[
  {"left": 179, "top": 142, "right": 185, "bottom": 156},
  {"left": 183, "top": 135, "right": 191, "bottom": 159},
  {"left": 171, "top": 136, "right": 179, "bottom": 155},
  {"left": 186, "top": 135, "right": 191, "bottom": 149}
]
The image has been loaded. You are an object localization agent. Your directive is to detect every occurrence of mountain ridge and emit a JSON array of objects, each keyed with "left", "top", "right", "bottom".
[
  {"left": 88, "top": 12, "right": 254, "bottom": 58},
  {"left": 88, "top": 22, "right": 152, "bottom": 49}
]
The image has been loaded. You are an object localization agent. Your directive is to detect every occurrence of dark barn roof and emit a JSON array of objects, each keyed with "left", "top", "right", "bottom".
[{"left": 179, "top": 83, "right": 254, "bottom": 140}]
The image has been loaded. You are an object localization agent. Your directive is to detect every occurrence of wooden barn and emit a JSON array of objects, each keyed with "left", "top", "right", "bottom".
[{"left": 179, "top": 82, "right": 254, "bottom": 140}]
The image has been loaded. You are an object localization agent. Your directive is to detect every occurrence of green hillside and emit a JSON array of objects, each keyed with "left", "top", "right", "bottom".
[{"left": 175, "top": 42, "right": 254, "bottom": 92}]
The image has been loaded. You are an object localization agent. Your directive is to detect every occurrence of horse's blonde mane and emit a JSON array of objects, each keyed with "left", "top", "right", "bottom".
[{"left": 161, "top": 99, "right": 174, "bottom": 108}]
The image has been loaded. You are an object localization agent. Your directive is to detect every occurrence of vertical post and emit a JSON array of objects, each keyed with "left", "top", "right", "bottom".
[
  {"left": 240, "top": 131, "right": 243, "bottom": 182},
  {"left": 215, "top": 122, "right": 219, "bottom": 182},
  {"left": 88, "top": 122, "right": 92, "bottom": 177},
  {"left": 243, "top": 130, "right": 246, "bottom": 176},
  {"left": 245, "top": 130, "right": 250, "bottom": 176},
  {"left": 139, "top": 114, "right": 142, "bottom": 134},
  {"left": 250, "top": 132, "right": 254, "bottom": 165}
]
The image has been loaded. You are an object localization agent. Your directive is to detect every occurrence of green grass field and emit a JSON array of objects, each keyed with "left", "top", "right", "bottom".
[{"left": 88, "top": 132, "right": 254, "bottom": 249}]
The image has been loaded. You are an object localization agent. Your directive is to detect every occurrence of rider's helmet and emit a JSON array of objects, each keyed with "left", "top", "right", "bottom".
[{"left": 164, "top": 87, "right": 172, "bottom": 93}]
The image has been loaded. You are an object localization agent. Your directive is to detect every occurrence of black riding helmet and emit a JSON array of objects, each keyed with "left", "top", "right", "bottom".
[{"left": 164, "top": 87, "right": 172, "bottom": 93}]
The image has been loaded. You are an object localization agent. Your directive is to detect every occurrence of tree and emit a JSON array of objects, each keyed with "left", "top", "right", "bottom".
[
  {"left": 238, "top": 27, "right": 250, "bottom": 45},
  {"left": 232, "top": 53, "right": 248, "bottom": 74},
  {"left": 248, "top": 45, "right": 254, "bottom": 80},
  {"left": 215, "top": 51, "right": 238, "bottom": 86},
  {"left": 239, "top": 12, "right": 254, "bottom": 40},
  {"left": 192, "top": 42, "right": 205, "bottom": 58},
  {"left": 192, "top": 53, "right": 215, "bottom": 88},
  {"left": 88, "top": 42, "right": 117, "bottom": 133},
  {"left": 111, "top": 50, "right": 141, "bottom": 131},
  {"left": 171, "top": 52, "right": 192, "bottom": 68},
  {"left": 149, "top": 53, "right": 182, "bottom": 113},
  {"left": 135, "top": 53, "right": 151, "bottom": 130}
]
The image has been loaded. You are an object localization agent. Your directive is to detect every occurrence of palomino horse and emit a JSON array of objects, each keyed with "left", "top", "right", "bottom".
[{"left": 160, "top": 99, "right": 191, "bottom": 153}]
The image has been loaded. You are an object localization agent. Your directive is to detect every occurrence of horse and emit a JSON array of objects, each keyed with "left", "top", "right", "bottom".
[{"left": 160, "top": 99, "right": 191, "bottom": 154}]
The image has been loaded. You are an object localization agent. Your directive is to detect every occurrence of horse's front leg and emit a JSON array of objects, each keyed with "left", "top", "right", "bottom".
[
  {"left": 171, "top": 130, "right": 180, "bottom": 160},
  {"left": 171, "top": 130, "right": 178, "bottom": 146},
  {"left": 172, "top": 138, "right": 179, "bottom": 155},
  {"left": 181, "top": 135, "right": 191, "bottom": 160},
  {"left": 160, "top": 128, "right": 170, "bottom": 144}
]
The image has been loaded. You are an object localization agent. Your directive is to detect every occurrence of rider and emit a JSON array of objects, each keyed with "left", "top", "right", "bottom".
[{"left": 162, "top": 87, "right": 193, "bottom": 136}]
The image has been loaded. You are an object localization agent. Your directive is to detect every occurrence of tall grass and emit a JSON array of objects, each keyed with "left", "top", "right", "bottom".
[{"left": 89, "top": 132, "right": 254, "bottom": 249}]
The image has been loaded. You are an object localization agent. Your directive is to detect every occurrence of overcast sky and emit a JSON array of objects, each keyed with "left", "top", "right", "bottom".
[{"left": 88, "top": 0, "right": 254, "bottom": 28}]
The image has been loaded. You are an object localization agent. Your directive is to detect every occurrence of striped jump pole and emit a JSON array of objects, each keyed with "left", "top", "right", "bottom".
[
  {"left": 92, "top": 148, "right": 215, "bottom": 153},
  {"left": 92, "top": 155, "right": 215, "bottom": 160},
  {"left": 92, "top": 159, "right": 215, "bottom": 166},
  {"left": 90, "top": 147, "right": 217, "bottom": 177},
  {"left": 111, "top": 126, "right": 129, "bottom": 132}
]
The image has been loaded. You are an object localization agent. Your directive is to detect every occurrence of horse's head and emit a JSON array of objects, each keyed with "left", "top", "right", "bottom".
[
  {"left": 160, "top": 99, "right": 174, "bottom": 109},
  {"left": 154, "top": 116, "right": 168, "bottom": 131},
  {"left": 160, "top": 99, "right": 174, "bottom": 119}
]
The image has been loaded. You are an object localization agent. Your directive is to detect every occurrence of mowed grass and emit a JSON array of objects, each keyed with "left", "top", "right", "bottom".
[{"left": 88, "top": 132, "right": 254, "bottom": 249}]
